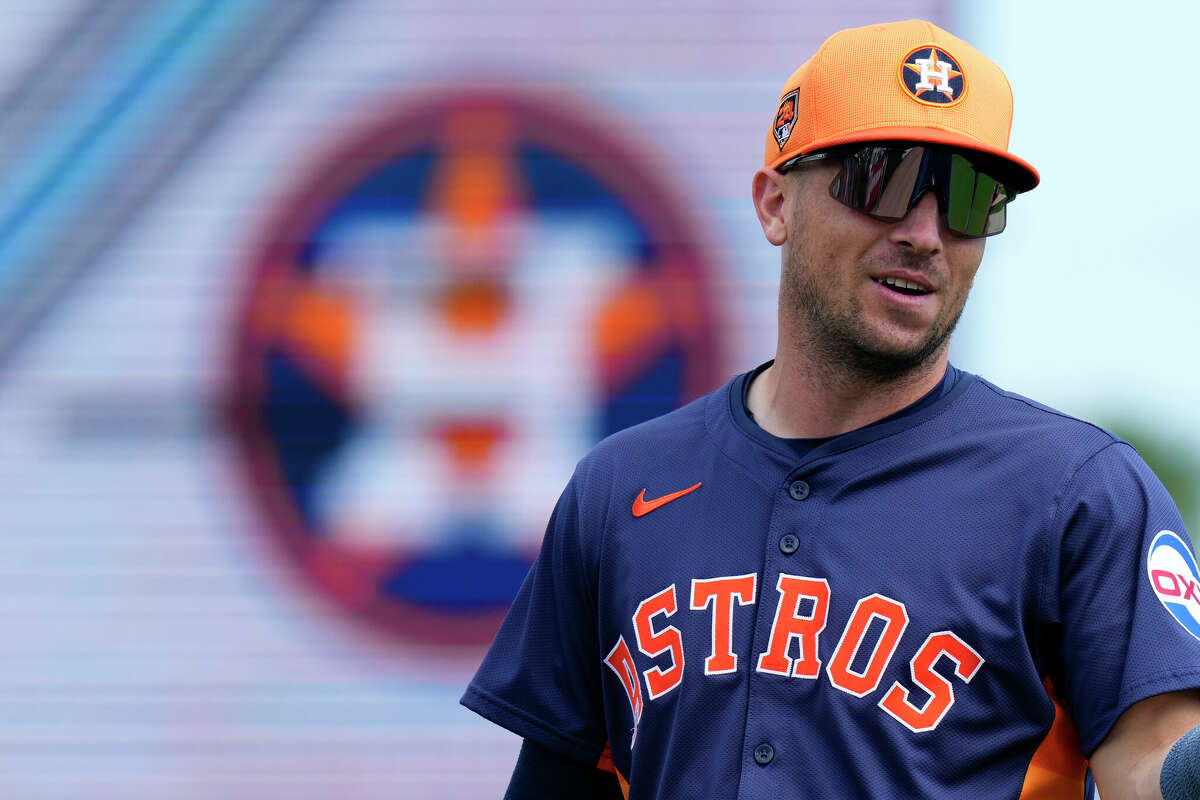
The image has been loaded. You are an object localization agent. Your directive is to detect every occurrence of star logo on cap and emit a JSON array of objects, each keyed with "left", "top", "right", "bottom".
[{"left": 899, "top": 45, "right": 966, "bottom": 107}]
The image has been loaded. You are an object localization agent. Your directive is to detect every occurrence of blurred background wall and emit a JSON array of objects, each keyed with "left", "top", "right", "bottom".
[{"left": 0, "top": 1, "right": 1193, "bottom": 797}]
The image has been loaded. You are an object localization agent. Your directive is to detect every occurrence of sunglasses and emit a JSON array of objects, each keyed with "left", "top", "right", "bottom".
[{"left": 779, "top": 145, "right": 1017, "bottom": 238}]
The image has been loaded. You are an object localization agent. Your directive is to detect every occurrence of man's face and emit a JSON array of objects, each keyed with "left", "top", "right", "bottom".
[{"left": 779, "top": 158, "right": 986, "bottom": 379}]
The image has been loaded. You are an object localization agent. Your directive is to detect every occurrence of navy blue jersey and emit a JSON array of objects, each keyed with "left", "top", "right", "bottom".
[{"left": 462, "top": 367, "right": 1200, "bottom": 799}]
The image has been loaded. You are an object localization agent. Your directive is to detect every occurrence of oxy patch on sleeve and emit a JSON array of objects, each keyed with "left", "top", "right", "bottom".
[{"left": 1148, "top": 531, "right": 1200, "bottom": 641}]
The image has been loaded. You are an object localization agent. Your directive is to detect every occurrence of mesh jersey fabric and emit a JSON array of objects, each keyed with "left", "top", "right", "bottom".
[{"left": 462, "top": 366, "right": 1199, "bottom": 799}]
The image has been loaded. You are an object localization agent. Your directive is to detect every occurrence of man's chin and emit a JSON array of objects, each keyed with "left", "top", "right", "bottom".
[{"left": 844, "top": 332, "right": 950, "bottom": 381}]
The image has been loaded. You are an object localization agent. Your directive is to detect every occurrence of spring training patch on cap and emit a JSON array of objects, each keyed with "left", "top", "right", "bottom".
[
  {"left": 1148, "top": 530, "right": 1200, "bottom": 641},
  {"left": 772, "top": 90, "right": 799, "bottom": 150},
  {"left": 898, "top": 45, "right": 966, "bottom": 107}
]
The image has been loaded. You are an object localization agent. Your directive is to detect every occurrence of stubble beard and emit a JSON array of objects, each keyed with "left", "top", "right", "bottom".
[{"left": 780, "top": 247, "right": 969, "bottom": 386}]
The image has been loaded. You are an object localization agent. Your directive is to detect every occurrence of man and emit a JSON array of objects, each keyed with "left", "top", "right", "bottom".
[{"left": 462, "top": 19, "right": 1200, "bottom": 799}]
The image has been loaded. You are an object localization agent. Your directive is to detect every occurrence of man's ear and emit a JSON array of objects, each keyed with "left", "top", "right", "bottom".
[{"left": 752, "top": 167, "right": 788, "bottom": 246}]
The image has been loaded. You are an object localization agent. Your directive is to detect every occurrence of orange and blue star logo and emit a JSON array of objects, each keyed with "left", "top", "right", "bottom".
[
  {"left": 898, "top": 45, "right": 966, "bottom": 107},
  {"left": 223, "top": 88, "right": 722, "bottom": 648}
]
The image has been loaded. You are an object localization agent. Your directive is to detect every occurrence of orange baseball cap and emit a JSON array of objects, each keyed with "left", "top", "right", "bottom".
[{"left": 765, "top": 19, "right": 1039, "bottom": 192}]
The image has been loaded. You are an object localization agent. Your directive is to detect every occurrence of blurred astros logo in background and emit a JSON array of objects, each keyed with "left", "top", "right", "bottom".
[{"left": 225, "top": 88, "right": 722, "bottom": 646}]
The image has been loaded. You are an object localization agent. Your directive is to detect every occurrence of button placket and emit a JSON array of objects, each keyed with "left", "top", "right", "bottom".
[{"left": 744, "top": 476, "right": 813, "bottom": 790}]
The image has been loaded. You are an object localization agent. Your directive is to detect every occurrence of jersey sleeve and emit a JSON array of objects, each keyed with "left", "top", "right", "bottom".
[
  {"left": 1048, "top": 441, "right": 1200, "bottom": 755},
  {"left": 461, "top": 468, "right": 610, "bottom": 765}
]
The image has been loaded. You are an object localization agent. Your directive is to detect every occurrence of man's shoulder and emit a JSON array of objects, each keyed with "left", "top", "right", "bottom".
[
  {"left": 960, "top": 373, "right": 1127, "bottom": 459},
  {"left": 583, "top": 381, "right": 721, "bottom": 467},
  {"left": 556, "top": 379, "right": 728, "bottom": 519}
]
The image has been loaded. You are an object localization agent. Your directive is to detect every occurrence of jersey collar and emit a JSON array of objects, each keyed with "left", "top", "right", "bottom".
[{"left": 703, "top": 361, "right": 976, "bottom": 491}]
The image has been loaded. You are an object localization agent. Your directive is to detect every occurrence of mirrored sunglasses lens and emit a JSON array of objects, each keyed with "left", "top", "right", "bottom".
[
  {"left": 867, "top": 148, "right": 927, "bottom": 220},
  {"left": 829, "top": 147, "right": 911, "bottom": 221},
  {"left": 829, "top": 146, "right": 1012, "bottom": 237},
  {"left": 945, "top": 153, "right": 1008, "bottom": 237}
]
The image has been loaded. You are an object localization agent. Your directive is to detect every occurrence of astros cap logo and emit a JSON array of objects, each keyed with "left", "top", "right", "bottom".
[
  {"left": 898, "top": 45, "right": 966, "bottom": 107},
  {"left": 772, "top": 90, "right": 798, "bottom": 150}
]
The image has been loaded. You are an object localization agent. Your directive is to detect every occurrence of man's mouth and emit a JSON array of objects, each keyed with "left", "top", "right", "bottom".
[{"left": 872, "top": 277, "right": 932, "bottom": 296}]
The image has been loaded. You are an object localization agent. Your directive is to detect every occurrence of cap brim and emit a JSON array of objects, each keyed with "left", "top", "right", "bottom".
[{"left": 777, "top": 127, "right": 1040, "bottom": 193}]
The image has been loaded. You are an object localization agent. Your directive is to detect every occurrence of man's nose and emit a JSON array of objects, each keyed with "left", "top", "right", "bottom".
[{"left": 888, "top": 191, "right": 943, "bottom": 255}]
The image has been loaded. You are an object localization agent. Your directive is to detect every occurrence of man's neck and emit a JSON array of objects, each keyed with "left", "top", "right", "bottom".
[{"left": 745, "top": 347, "right": 949, "bottom": 439}]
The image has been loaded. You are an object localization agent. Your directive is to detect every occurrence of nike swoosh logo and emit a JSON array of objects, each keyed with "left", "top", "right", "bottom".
[{"left": 632, "top": 482, "right": 702, "bottom": 517}]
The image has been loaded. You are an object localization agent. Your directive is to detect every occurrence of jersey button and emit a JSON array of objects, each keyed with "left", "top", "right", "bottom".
[
  {"left": 779, "top": 534, "right": 799, "bottom": 555},
  {"left": 753, "top": 743, "right": 775, "bottom": 766},
  {"left": 788, "top": 479, "right": 810, "bottom": 500}
]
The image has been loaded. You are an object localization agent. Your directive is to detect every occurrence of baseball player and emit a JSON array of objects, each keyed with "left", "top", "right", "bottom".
[{"left": 462, "top": 19, "right": 1200, "bottom": 799}]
